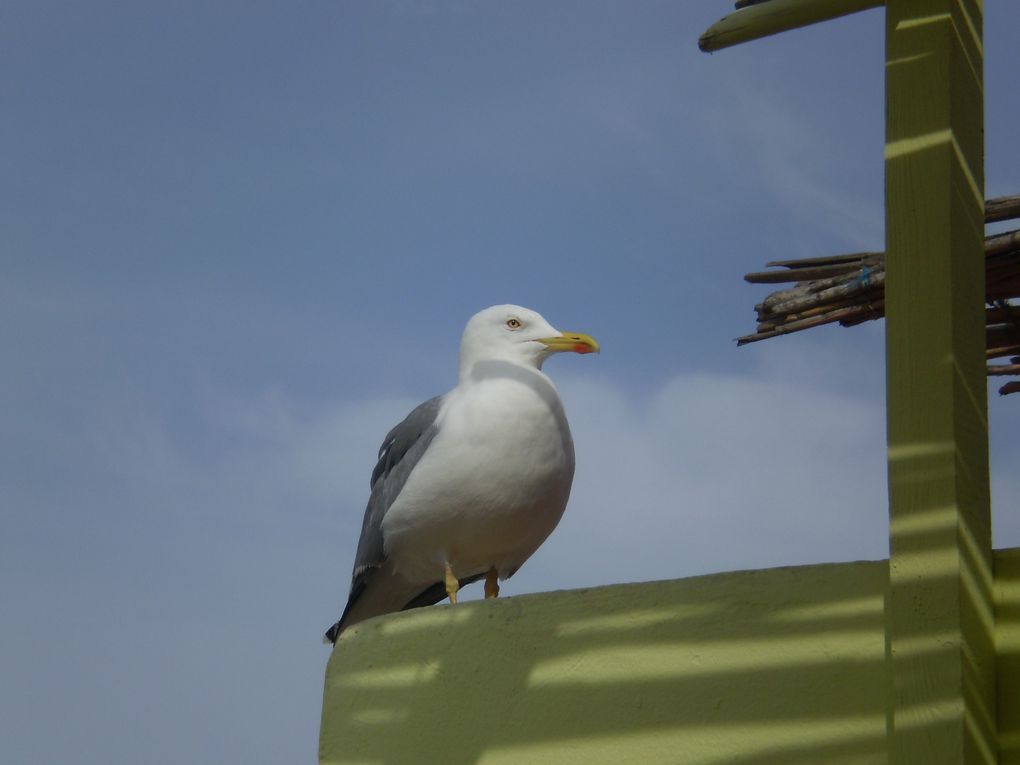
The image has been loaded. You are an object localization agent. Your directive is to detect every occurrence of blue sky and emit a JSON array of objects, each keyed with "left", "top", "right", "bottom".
[{"left": 3, "top": 3, "right": 1019, "bottom": 764}]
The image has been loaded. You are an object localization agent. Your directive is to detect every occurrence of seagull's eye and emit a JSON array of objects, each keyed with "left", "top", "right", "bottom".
[{"left": 506, "top": 318, "right": 522, "bottom": 330}]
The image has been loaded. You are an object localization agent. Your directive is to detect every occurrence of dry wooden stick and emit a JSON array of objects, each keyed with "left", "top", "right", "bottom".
[
  {"left": 999, "top": 381, "right": 1020, "bottom": 396},
  {"left": 987, "top": 364, "right": 1020, "bottom": 376},
  {"left": 737, "top": 303, "right": 884, "bottom": 345},
  {"left": 760, "top": 274, "right": 884, "bottom": 319},
  {"left": 737, "top": 195, "right": 1020, "bottom": 400},
  {"left": 986, "top": 228, "right": 1020, "bottom": 257},
  {"left": 986, "top": 194, "right": 1020, "bottom": 223}
]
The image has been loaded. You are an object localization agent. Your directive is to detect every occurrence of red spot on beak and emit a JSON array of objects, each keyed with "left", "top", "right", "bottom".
[{"left": 574, "top": 344, "right": 592, "bottom": 354}]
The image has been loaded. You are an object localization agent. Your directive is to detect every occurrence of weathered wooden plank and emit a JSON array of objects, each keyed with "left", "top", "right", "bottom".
[
  {"left": 698, "top": 0, "right": 883, "bottom": 52},
  {"left": 986, "top": 193, "right": 1020, "bottom": 223},
  {"left": 766, "top": 251, "right": 883, "bottom": 268},
  {"left": 745, "top": 263, "right": 864, "bottom": 283}
]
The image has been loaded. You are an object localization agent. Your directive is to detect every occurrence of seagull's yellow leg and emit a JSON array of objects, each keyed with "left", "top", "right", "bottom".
[
  {"left": 485, "top": 567, "right": 500, "bottom": 599},
  {"left": 444, "top": 562, "right": 459, "bottom": 604}
]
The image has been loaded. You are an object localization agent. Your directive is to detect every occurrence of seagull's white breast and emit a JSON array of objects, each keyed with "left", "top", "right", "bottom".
[{"left": 380, "top": 363, "right": 575, "bottom": 583}]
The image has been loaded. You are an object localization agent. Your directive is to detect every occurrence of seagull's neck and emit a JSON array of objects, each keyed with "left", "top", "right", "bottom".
[{"left": 458, "top": 355, "right": 546, "bottom": 385}]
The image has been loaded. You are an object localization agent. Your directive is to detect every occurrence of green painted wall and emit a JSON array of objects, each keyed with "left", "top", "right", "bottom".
[
  {"left": 320, "top": 550, "right": 1020, "bottom": 764},
  {"left": 1000, "top": 548, "right": 1020, "bottom": 763}
]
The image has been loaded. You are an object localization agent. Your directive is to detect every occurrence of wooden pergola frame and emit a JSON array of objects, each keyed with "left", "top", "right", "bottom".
[{"left": 701, "top": 1, "right": 994, "bottom": 762}]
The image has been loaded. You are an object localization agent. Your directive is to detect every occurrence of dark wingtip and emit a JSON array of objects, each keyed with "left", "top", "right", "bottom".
[{"left": 323, "top": 621, "right": 341, "bottom": 645}]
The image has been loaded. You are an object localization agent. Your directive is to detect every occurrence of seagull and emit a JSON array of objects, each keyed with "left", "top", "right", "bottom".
[{"left": 324, "top": 304, "right": 598, "bottom": 644}]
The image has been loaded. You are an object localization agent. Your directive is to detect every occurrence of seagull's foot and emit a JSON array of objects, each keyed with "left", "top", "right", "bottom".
[
  {"left": 485, "top": 567, "right": 500, "bottom": 599},
  {"left": 445, "top": 562, "right": 459, "bottom": 605}
]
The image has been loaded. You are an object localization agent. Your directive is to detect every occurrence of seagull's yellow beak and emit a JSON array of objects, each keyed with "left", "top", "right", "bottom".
[{"left": 536, "top": 332, "right": 600, "bottom": 355}]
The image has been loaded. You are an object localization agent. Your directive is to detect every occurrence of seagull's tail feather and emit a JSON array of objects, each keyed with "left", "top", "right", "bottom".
[
  {"left": 323, "top": 621, "right": 342, "bottom": 645},
  {"left": 322, "top": 562, "right": 421, "bottom": 644},
  {"left": 322, "top": 569, "right": 487, "bottom": 645}
]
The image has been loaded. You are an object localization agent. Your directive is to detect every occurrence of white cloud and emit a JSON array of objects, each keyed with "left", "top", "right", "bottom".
[
  {"left": 513, "top": 369, "right": 890, "bottom": 595},
  {"left": 702, "top": 84, "right": 884, "bottom": 252},
  {"left": 197, "top": 387, "right": 422, "bottom": 514}
]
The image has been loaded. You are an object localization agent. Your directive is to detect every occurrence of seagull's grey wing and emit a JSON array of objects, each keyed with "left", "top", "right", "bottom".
[
  {"left": 353, "top": 395, "right": 444, "bottom": 584},
  {"left": 323, "top": 395, "right": 444, "bottom": 643}
]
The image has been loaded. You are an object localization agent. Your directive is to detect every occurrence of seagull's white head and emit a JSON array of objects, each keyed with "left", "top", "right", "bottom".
[{"left": 458, "top": 304, "right": 599, "bottom": 379}]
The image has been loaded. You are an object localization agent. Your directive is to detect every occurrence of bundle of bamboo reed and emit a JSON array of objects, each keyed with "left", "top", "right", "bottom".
[{"left": 739, "top": 194, "right": 1020, "bottom": 395}]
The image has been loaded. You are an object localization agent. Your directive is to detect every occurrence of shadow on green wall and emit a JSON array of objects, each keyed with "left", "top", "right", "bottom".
[
  {"left": 321, "top": 559, "right": 892, "bottom": 765},
  {"left": 321, "top": 548, "right": 1020, "bottom": 765}
]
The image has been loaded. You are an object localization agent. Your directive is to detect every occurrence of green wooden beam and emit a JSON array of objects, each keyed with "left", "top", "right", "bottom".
[
  {"left": 883, "top": 1, "right": 995, "bottom": 763},
  {"left": 698, "top": 0, "right": 883, "bottom": 53}
]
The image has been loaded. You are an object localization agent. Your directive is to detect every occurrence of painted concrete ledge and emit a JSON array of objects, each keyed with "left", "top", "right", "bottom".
[{"left": 321, "top": 549, "right": 1020, "bottom": 765}]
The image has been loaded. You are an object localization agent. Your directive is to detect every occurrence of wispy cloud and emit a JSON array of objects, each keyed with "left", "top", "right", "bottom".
[{"left": 518, "top": 365, "right": 890, "bottom": 593}]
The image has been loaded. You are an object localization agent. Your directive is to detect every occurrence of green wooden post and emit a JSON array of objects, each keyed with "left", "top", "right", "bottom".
[{"left": 883, "top": 1, "right": 995, "bottom": 762}]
